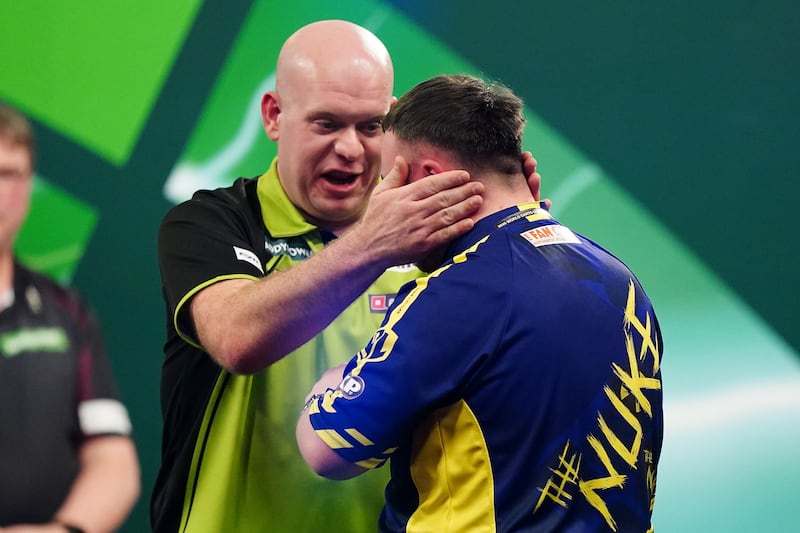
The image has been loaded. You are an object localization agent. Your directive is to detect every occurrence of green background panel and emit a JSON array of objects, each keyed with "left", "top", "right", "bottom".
[
  {"left": 15, "top": 177, "right": 97, "bottom": 284},
  {"left": 0, "top": 0, "right": 203, "bottom": 165}
]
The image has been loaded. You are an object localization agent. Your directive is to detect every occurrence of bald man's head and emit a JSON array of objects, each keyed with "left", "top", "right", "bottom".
[
  {"left": 260, "top": 20, "right": 395, "bottom": 233},
  {"left": 275, "top": 20, "right": 393, "bottom": 100}
]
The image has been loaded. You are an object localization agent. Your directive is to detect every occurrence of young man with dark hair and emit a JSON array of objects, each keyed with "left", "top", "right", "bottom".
[{"left": 297, "top": 74, "right": 664, "bottom": 532}]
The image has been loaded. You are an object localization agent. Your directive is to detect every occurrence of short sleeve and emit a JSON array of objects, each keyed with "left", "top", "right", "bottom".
[
  {"left": 71, "top": 293, "right": 132, "bottom": 438},
  {"left": 158, "top": 184, "right": 266, "bottom": 344}
]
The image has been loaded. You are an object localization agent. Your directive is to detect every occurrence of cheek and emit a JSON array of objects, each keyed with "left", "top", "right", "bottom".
[
  {"left": 365, "top": 136, "right": 383, "bottom": 159},
  {"left": 15, "top": 184, "right": 32, "bottom": 211},
  {"left": 380, "top": 147, "right": 395, "bottom": 176},
  {"left": 379, "top": 158, "right": 393, "bottom": 178},
  {"left": 0, "top": 186, "right": 31, "bottom": 223},
  {"left": 408, "top": 172, "right": 425, "bottom": 184},
  {"left": 281, "top": 132, "right": 320, "bottom": 167}
]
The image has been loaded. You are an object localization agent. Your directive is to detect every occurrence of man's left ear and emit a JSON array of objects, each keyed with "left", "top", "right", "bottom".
[
  {"left": 261, "top": 91, "right": 281, "bottom": 141},
  {"left": 422, "top": 160, "right": 445, "bottom": 176}
]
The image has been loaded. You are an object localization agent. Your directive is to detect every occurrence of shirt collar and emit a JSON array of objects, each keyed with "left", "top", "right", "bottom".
[
  {"left": 256, "top": 157, "right": 318, "bottom": 238},
  {"left": 443, "top": 201, "right": 552, "bottom": 262}
]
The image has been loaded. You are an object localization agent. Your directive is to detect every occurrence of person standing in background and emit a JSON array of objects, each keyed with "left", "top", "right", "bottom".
[
  {"left": 0, "top": 103, "right": 140, "bottom": 533},
  {"left": 152, "top": 20, "right": 543, "bottom": 533}
]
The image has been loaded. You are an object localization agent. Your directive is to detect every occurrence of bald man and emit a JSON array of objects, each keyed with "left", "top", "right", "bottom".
[{"left": 152, "top": 20, "right": 541, "bottom": 532}]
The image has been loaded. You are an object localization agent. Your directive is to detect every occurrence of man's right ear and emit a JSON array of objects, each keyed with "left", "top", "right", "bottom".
[{"left": 261, "top": 91, "right": 281, "bottom": 141}]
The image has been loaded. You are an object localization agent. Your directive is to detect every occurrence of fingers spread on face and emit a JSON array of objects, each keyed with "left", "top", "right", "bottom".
[
  {"left": 373, "top": 169, "right": 484, "bottom": 232},
  {"left": 408, "top": 169, "right": 471, "bottom": 199},
  {"left": 427, "top": 191, "right": 483, "bottom": 233},
  {"left": 412, "top": 172, "right": 484, "bottom": 222}
]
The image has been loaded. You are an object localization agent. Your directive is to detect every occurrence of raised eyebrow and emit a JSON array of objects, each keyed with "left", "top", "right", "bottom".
[
  {"left": 308, "top": 111, "right": 385, "bottom": 123},
  {"left": 308, "top": 112, "right": 339, "bottom": 122}
]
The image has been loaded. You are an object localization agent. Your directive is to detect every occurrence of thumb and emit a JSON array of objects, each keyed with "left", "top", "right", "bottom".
[{"left": 377, "top": 156, "right": 410, "bottom": 191}]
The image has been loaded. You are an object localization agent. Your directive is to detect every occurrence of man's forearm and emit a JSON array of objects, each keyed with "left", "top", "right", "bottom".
[
  {"left": 191, "top": 229, "right": 388, "bottom": 374},
  {"left": 53, "top": 437, "right": 140, "bottom": 533},
  {"left": 192, "top": 164, "right": 484, "bottom": 374}
]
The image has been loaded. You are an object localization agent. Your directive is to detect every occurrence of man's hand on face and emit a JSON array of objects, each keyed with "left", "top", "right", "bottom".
[{"left": 353, "top": 156, "right": 484, "bottom": 268}]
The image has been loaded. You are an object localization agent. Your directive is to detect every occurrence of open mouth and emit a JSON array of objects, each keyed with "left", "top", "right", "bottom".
[{"left": 322, "top": 171, "right": 358, "bottom": 185}]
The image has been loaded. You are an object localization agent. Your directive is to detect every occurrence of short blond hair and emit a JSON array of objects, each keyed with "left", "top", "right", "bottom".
[{"left": 0, "top": 102, "right": 35, "bottom": 166}]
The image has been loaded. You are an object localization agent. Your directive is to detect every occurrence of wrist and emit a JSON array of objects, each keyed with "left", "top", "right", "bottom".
[
  {"left": 333, "top": 225, "right": 392, "bottom": 275},
  {"left": 340, "top": 223, "right": 396, "bottom": 271}
]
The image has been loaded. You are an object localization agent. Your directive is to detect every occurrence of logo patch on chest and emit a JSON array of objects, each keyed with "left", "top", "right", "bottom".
[
  {"left": 233, "top": 246, "right": 264, "bottom": 273},
  {"left": 0, "top": 327, "right": 69, "bottom": 358},
  {"left": 264, "top": 237, "right": 313, "bottom": 261},
  {"left": 369, "top": 294, "right": 397, "bottom": 313},
  {"left": 520, "top": 225, "right": 581, "bottom": 247}
]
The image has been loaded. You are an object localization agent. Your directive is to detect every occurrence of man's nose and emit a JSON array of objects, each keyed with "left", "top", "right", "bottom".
[{"left": 334, "top": 128, "right": 364, "bottom": 161}]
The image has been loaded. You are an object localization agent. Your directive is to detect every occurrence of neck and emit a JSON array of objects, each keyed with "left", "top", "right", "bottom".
[{"left": 473, "top": 173, "right": 534, "bottom": 222}]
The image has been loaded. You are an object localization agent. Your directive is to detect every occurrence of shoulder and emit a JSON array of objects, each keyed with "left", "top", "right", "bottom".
[
  {"left": 446, "top": 230, "right": 514, "bottom": 273},
  {"left": 162, "top": 177, "right": 260, "bottom": 224},
  {"left": 416, "top": 233, "right": 512, "bottom": 301},
  {"left": 159, "top": 178, "right": 264, "bottom": 245}
]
